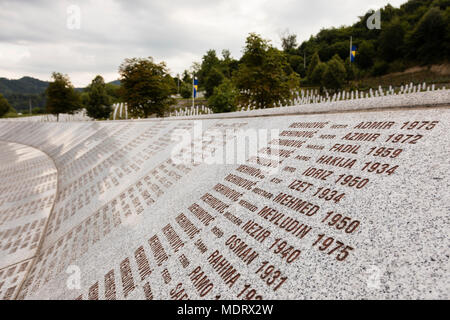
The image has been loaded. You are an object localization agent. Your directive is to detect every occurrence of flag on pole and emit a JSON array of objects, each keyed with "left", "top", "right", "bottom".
[
  {"left": 193, "top": 78, "right": 198, "bottom": 98},
  {"left": 350, "top": 45, "right": 357, "bottom": 63}
]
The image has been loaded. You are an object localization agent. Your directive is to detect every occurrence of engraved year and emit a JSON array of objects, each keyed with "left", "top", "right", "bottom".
[
  {"left": 255, "top": 261, "right": 288, "bottom": 292},
  {"left": 361, "top": 162, "right": 398, "bottom": 175},
  {"left": 367, "top": 147, "right": 403, "bottom": 158},
  {"left": 321, "top": 211, "right": 360, "bottom": 234},
  {"left": 400, "top": 121, "right": 439, "bottom": 131},
  {"left": 312, "top": 234, "right": 354, "bottom": 261},
  {"left": 385, "top": 134, "right": 423, "bottom": 144}
]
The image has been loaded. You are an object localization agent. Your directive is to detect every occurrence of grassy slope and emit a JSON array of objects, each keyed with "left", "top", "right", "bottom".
[{"left": 358, "top": 64, "right": 450, "bottom": 89}]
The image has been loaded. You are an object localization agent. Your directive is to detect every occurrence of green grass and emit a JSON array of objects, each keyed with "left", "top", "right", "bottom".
[
  {"left": 357, "top": 71, "right": 450, "bottom": 89},
  {"left": 299, "top": 68, "right": 449, "bottom": 94}
]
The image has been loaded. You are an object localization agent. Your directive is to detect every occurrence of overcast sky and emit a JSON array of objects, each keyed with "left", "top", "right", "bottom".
[{"left": 0, "top": 0, "right": 407, "bottom": 87}]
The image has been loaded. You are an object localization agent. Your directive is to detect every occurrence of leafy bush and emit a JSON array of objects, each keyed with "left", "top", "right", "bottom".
[
  {"left": 180, "top": 82, "right": 192, "bottom": 99},
  {"left": 208, "top": 79, "right": 238, "bottom": 113},
  {"left": 0, "top": 93, "right": 12, "bottom": 117},
  {"left": 85, "top": 76, "right": 112, "bottom": 119},
  {"left": 372, "top": 61, "right": 390, "bottom": 76},
  {"left": 388, "top": 60, "right": 406, "bottom": 73},
  {"left": 310, "top": 63, "right": 328, "bottom": 86},
  {"left": 322, "top": 57, "right": 347, "bottom": 89}
]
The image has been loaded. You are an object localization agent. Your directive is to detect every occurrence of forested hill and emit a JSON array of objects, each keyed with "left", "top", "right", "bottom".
[
  {"left": 0, "top": 77, "right": 48, "bottom": 113},
  {"left": 286, "top": 0, "right": 449, "bottom": 77},
  {"left": 0, "top": 77, "right": 120, "bottom": 112},
  {"left": 0, "top": 77, "right": 49, "bottom": 95}
]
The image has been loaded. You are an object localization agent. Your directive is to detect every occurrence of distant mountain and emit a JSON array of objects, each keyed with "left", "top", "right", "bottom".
[
  {"left": 0, "top": 76, "right": 49, "bottom": 95},
  {"left": 0, "top": 76, "right": 122, "bottom": 112},
  {"left": 108, "top": 80, "right": 121, "bottom": 86},
  {"left": 0, "top": 77, "right": 49, "bottom": 112}
]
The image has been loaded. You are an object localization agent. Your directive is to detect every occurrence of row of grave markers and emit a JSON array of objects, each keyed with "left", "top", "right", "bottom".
[
  {"left": 2, "top": 82, "right": 447, "bottom": 122},
  {"left": 0, "top": 110, "right": 91, "bottom": 122},
  {"left": 112, "top": 102, "right": 128, "bottom": 120},
  {"left": 236, "top": 82, "right": 445, "bottom": 111},
  {"left": 111, "top": 103, "right": 214, "bottom": 119},
  {"left": 171, "top": 105, "right": 214, "bottom": 117},
  {"left": 167, "top": 82, "right": 446, "bottom": 115}
]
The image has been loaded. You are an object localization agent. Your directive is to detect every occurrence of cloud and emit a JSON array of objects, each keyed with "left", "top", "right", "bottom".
[{"left": 0, "top": 0, "right": 407, "bottom": 87}]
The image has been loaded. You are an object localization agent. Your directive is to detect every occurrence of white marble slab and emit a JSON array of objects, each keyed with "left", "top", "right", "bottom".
[{"left": 0, "top": 101, "right": 448, "bottom": 300}]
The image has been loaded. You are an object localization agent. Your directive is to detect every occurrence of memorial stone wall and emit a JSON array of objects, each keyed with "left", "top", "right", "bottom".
[
  {"left": 0, "top": 141, "right": 57, "bottom": 299},
  {"left": 0, "top": 97, "right": 448, "bottom": 300}
]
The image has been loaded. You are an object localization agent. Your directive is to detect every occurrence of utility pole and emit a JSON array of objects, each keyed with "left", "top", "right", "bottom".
[
  {"left": 177, "top": 73, "right": 180, "bottom": 94},
  {"left": 29, "top": 98, "right": 32, "bottom": 115}
]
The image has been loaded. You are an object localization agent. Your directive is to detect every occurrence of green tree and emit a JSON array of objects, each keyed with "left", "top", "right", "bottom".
[
  {"left": 356, "top": 41, "right": 375, "bottom": 69},
  {"left": 291, "top": 0, "right": 449, "bottom": 76},
  {"left": 85, "top": 75, "right": 112, "bottom": 120},
  {"left": 180, "top": 82, "right": 192, "bottom": 99},
  {"left": 288, "top": 55, "right": 306, "bottom": 77},
  {"left": 329, "top": 41, "right": 350, "bottom": 62},
  {"left": 378, "top": 18, "right": 406, "bottom": 62},
  {"left": 197, "top": 49, "right": 238, "bottom": 95},
  {"left": 234, "top": 33, "right": 299, "bottom": 108},
  {"left": 204, "top": 67, "right": 224, "bottom": 98},
  {"left": 407, "top": 7, "right": 448, "bottom": 63},
  {"left": 319, "top": 42, "right": 349, "bottom": 62},
  {"left": 322, "top": 56, "right": 347, "bottom": 89},
  {"left": 307, "top": 52, "right": 321, "bottom": 79},
  {"left": 198, "top": 50, "right": 221, "bottom": 85},
  {"left": 32, "top": 107, "right": 44, "bottom": 114},
  {"left": 221, "top": 49, "right": 239, "bottom": 78},
  {"left": 281, "top": 33, "right": 298, "bottom": 53},
  {"left": 372, "top": 60, "right": 390, "bottom": 76},
  {"left": 310, "top": 63, "right": 328, "bottom": 86},
  {"left": 208, "top": 79, "right": 238, "bottom": 113},
  {"left": 0, "top": 93, "right": 12, "bottom": 117},
  {"left": 445, "top": 6, "right": 450, "bottom": 57},
  {"left": 222, "top": 49, "right": 232, "bottom": 60},
  {"left": 45, "top": 72, "right": 81, "bottom": 121},
  {"left": 182, "top": 70, "right": 192, "bottom": 83},
  {"left": 165, "top": 74, "right": 178, "bottom": 95},
  {"left": 105, "top": 83, "right": 122, "bottom": 103},
  {"left": 119, "top": 57, "right": 174, "bottom": 118}
]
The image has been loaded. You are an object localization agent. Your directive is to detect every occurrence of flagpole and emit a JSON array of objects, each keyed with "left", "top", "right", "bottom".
[
  {"left": 192, "top": 73, "right": 195, "bottom": 109},
  {"left": 350, "top": 36, "right": 352, "bottom": 65}
]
